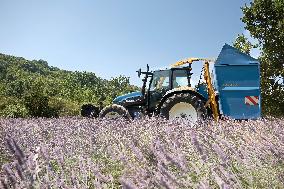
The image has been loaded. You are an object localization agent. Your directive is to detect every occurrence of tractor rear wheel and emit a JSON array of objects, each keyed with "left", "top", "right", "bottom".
[
  {"left": 99, "top": 104, "right": 132, "bottom": 119},
  {"left": 159, "top": 93, "right": 208, "bottom": 122}
]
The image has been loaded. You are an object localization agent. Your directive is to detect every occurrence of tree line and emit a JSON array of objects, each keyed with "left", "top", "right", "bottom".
[{"left": 0, "top": 53, "right": 138, "bottom": 117}]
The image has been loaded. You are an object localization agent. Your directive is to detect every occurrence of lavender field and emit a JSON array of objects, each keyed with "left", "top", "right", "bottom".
[{"left": 0, "top": 117, "right": 284, "bottom": 188}]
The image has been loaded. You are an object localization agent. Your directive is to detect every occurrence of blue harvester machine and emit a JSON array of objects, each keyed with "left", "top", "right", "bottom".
[
  {"left": 83, "top": 44, "right": 261, "bottom": 121},
  {"left": 214, "top": 44, "right": 261, "bottom": 120}
]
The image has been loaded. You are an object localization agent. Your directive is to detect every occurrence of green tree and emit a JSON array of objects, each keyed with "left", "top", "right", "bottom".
[
  {"left": 0, "top": 53, "right": 139, "bottom": 117},
  {"left": 105, "top": 75, "right": 139, "bottom": 105},
  {"left": 23, "top": 78, "right": 58, "bottom": 117},
  {"left": 233, "top": 34, "right": 257, "bottom": 55},
  {"left": 241, "top": 0, "right": 284, "bottom": 116}
]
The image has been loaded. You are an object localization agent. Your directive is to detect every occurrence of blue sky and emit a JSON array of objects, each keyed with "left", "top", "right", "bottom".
[{"left": 0, "top": 0, "right": 252, "bottom": 86}]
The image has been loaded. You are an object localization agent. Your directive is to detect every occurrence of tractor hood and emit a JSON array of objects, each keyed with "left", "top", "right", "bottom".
[{"left": 113, "top": 91, "right": 142, "bottom": 104}]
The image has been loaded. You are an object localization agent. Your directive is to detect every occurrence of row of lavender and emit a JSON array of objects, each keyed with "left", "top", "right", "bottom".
[{"left": 0, "top": 117, "right": 283, "bottom": 188}]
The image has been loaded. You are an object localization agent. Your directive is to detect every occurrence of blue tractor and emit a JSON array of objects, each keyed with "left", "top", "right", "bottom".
[{"left": 84, "top": 44, "right": 261, "bottom": 122}]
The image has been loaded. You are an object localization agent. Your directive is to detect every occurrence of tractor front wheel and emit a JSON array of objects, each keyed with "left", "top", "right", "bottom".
[
  {"left": 159, "top": 93, "right": 208, "bottom": 122},
  {"left": 99, "top": 104, "right": 132, "bottom": 120}
]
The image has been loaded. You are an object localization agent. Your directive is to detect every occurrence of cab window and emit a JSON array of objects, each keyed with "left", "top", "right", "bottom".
[
  {"left": 150, "top": 70, "right": 170, "bottom": 91},
  {"left": 172, "top": 70, "right": 189, "bottom": 88}
]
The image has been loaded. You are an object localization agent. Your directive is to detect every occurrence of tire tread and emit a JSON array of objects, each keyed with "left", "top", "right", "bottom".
[
  {"left": 159, "top": 93, "right": 208, "bottom": 120},
  {"left": 99, "top": 104, "right": 132, "bottom": 119}
]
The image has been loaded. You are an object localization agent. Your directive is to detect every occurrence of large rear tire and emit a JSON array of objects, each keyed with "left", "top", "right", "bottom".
[
  {"left": 159, "top": 93, "right": 208, "bottom": 122},
  {"left": 99, "top": 104, "right": 132, "bottom": 120}
]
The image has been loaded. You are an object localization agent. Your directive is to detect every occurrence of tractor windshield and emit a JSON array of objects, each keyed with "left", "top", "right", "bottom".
[
  {"left": 172, "top": 69, "right": 190, "bottom": 88},
  {"left": 150, "top": 70, "right": 170, "bottom": 91}
]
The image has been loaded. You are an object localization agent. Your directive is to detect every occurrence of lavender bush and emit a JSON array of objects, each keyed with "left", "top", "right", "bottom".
[{"left": 0, "top": 117, "right": 283, "bottom": 188}]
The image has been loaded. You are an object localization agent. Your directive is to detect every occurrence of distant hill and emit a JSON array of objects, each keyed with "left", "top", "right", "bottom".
[{"left": 0, "top": 53, "right": 138, "bottom": 117}]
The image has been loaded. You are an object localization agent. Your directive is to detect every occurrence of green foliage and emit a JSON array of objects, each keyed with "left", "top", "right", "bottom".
[
  {"left": 0, "top": 96, "right": 28, "bottom": 118},
  {"left": 0, "top": 53, "right": 139, "bottom": 117},
  {"left": 0, "top": 103, "right": 28, "bottom": 118},
  {"left": 233, "top": 34, "right": 257, "bottom": 55},
  {"left": 241, "top": 0, "right": 284, "bottom": 116},
  {"left": 48, "top": 97, "right": 80, "bottom": 117},
  {"left": 20, "top": 77, "right": 53, "bottom": 117}
]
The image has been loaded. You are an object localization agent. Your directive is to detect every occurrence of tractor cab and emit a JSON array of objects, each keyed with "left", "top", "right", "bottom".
[{"left": 147, "top": 67, "right": 192, "bottom": 112}]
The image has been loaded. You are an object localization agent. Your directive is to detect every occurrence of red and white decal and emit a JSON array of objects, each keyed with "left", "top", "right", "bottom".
[{"left": 245, "top": 96, "right": 259, "bottom": 105}]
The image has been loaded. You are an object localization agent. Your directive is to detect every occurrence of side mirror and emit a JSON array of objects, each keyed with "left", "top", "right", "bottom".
[
  {"left": 137, "top": 64, "right": 151, "bottom": 78},
  {"left": 136, "top": 68, "right": 142, "bottom": 78}
]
